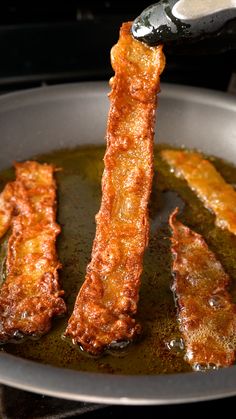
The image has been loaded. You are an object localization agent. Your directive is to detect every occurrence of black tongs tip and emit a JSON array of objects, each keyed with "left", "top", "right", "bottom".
[{"left": 132, "top": 0, "right": 236, "bottom": 47}]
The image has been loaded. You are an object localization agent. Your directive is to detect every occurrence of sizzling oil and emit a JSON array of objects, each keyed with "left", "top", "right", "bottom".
[{"left": 1, "top": 144, "right": 236, "bottom": 375}]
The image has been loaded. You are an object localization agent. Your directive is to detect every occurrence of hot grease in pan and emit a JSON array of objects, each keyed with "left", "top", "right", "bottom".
[{"left": 2, "top": 144, "right": 236, "bottom": 375}]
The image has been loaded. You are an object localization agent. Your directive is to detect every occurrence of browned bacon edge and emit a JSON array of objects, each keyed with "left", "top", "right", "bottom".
[
  {"left": 0, "top": 182, "right": 15, "bottom": 239},
  {"left": 169, "top": 207, "right": 236, "bottom": 369},
  {"left": 162, "top": 149, "right": 236, "bottom": 235}
]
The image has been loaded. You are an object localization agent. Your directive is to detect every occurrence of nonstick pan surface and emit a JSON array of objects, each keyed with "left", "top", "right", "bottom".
[{"left": 0, "top": 82, "right": 236, "bottom": 405}]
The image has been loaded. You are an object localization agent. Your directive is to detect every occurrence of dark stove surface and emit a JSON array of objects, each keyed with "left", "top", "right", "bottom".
[
  {"left": 0, "top": 1, "right": 235, "bottom": 92},
  {"left": 0, "top": 385, "right": 236, "bottom": 418}
]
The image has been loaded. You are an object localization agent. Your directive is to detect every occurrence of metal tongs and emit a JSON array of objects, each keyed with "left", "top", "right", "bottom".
[{"left": 132, "top": 0, "right": 236, "bottom": 46}]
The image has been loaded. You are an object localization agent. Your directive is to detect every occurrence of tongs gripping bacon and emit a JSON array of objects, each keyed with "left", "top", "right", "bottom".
[
  {"left": 65, "top": 22, "right": 165, "bottom": 354},
  {"left": 170, "top": 208, "right": 236, "bottom": 368},
  {"left": 0, "top": 161, "right": 66, "bottom": 343}
]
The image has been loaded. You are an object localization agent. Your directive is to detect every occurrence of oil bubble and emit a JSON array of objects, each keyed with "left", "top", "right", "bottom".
[
  {"left": 193, "top": 363, "right": 219, "bottom": 372},
  {"left": 166, "top": 338, "right": 185, "bottom": 354}
]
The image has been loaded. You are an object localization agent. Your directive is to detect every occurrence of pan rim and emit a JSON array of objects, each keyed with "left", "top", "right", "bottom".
[
  {"left": 0, "top": 352, "right": 236, "bottom": 405},
  {"left": 0, "top": 81, "right": 235, "bottom": 112},
  {"left": 0, "top": 82, "right": 236, "bottom": 404}
]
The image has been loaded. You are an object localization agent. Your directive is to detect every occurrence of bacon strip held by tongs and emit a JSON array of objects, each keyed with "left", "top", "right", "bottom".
[
  {"left": 162, "top": 149, "right": 236, "bottom": 235},
  {"left": 170, "top": 208, "right": 236, "bottom": 369},
  {"left": 0, "top": 161, "right": 66, "bottom": 343},
  {"left": 65, "top": 22, "right": 165, "bottom": 354}
]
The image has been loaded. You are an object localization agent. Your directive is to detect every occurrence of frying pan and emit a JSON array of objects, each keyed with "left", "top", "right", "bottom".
[{"left": 0, "top": 82, "right": 236, "bottom": 405}]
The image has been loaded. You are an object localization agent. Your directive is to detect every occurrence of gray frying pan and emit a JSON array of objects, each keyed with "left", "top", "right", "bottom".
[{"left": 0, "top": 82, "right": 236, "bottom": 405}]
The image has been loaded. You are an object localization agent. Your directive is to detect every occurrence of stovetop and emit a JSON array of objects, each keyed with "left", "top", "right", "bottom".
[
  {"left": 0, "top": 1, "right": 235, "bottom": 92},
  {"left": 1, "top": 385, "right": 236, "bottom": 418},
  {"left": 0, "top": 2, "right": 236, "bottom": 417}
]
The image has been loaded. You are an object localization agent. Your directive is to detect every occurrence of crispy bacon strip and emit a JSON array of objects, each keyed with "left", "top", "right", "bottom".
[
  {"left": 65, "top": 22, "right": 165, "bottom": 354},
  {"left": 0, "top": 161, "right": 66, "bottom": 343},
  {"left": 170, "top": 208, "right": 236, "bottom": 368},
  {"left": 162, "top": 149, "right": 236, "bottom": 235}
]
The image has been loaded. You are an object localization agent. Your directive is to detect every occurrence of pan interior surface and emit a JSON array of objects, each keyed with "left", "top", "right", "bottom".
[{"left": 0, "top": 82, "right": 236, "bottom": 404}]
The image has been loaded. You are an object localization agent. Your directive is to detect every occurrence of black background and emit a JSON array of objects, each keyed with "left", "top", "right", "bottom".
[{"left": 0, "top": 1, "right": 235, "bottom": 92}]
